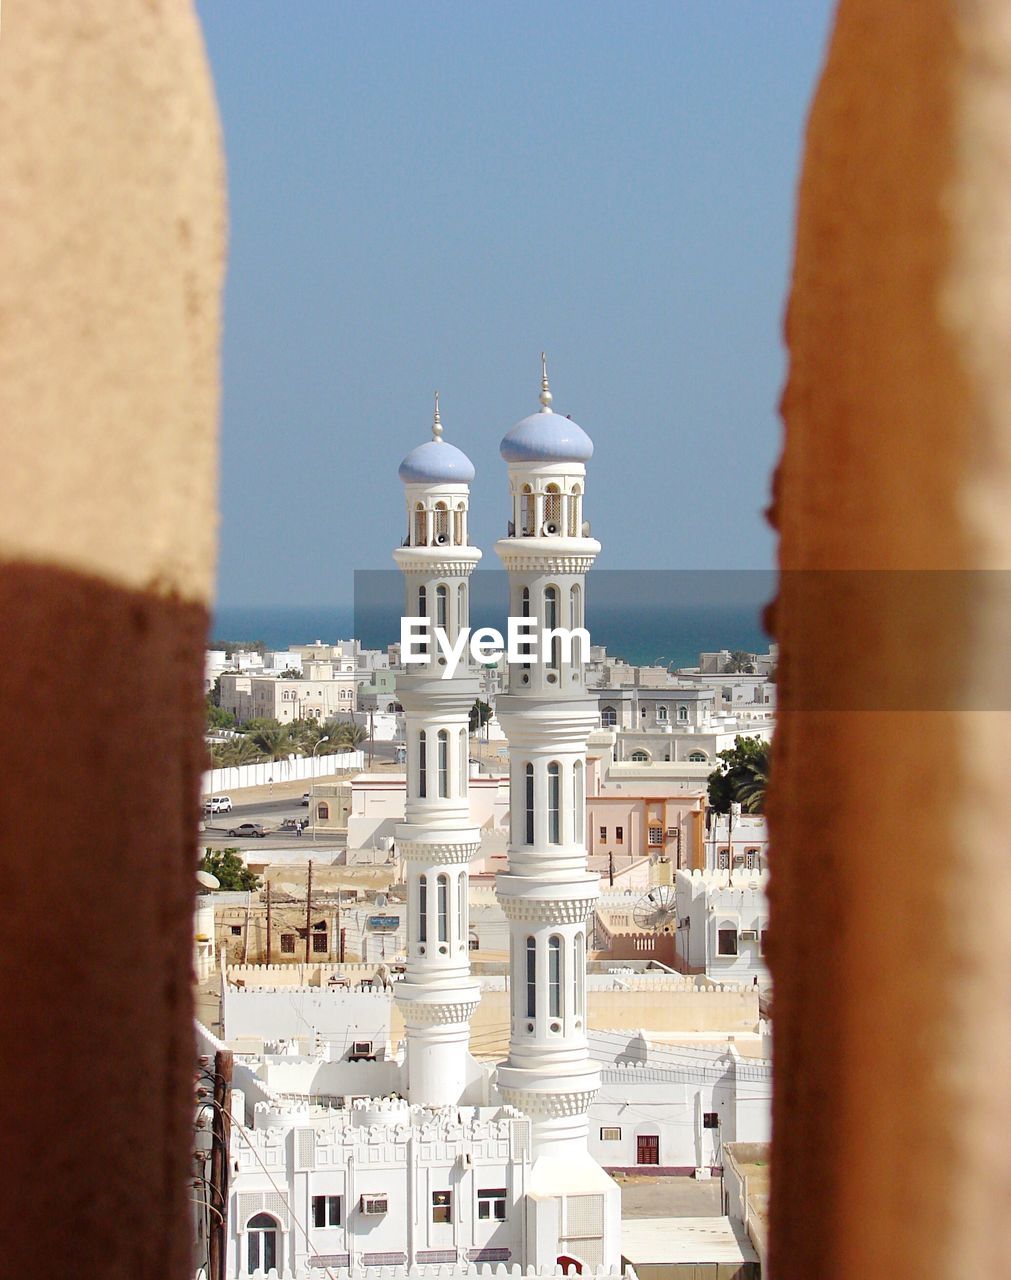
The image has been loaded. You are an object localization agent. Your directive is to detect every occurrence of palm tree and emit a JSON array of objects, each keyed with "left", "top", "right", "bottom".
[
  {"left": 332, "top": 720, "right": 368, "bottom": 750},
  {"left": 247, "top": 725, "right": 296, "bottom": 762},
  {"left": 222, "top": 736, "right": 265, "bottom": 766},
  {"left": 737, "top": 760, "right": 769, "bottom": 813}
]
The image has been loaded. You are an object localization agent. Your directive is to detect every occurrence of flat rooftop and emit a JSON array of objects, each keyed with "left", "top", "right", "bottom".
[{"left": 620, "top": 1216, "right": 759, "bottom": 1267}]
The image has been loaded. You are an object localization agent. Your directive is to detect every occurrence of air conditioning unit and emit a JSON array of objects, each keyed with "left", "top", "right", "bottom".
[
  {"left": 351, "top": 1040, "right": 374, "bottom": 1059},
  {"left": 360, "top": 1195, "right": 389, "bottom": 1216},
  {"left": 740, "top": 929, "right": 758, "bottom": 941},
  {"left": 541, "top": 521, "right": 560, "bottom": 536}
]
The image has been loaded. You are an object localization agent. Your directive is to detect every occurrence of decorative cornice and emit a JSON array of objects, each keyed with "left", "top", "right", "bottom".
[
  {"left": 498, "top": 896, "right": 596, "bottom": 925},
  {"left": 497, "top": 1085, "right": 598, "bottom": 1117},
  {"left": 395, "top": 998, "right": 480, "bottom": 1026},
  {"left": 495, "top": 553, "right": 597, "bottom": 575},
  {"left": 399, "top": 840, "right": 479, "bottom": 865}
]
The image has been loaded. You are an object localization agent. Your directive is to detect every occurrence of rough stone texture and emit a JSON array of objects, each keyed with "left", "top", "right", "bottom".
[
  {"left": 0, "top": 0, "right": 224, "bottom": 601},
  {"left": 0, "top": 3, "right": 223, "bottom": 1276},
  {"left": 770, "top": 3, "right": 1011, "bottom": 1278}
]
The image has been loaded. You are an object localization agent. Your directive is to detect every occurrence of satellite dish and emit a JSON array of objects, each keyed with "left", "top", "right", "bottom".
[
  {"left": 633, "top": 885, "right": 677, "bottom": 934},
  {"left": 196, "top": 869, "right": 220, "bottom": 891}
]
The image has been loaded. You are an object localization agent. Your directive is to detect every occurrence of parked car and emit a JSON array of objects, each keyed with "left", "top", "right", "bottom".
[
  {"left": 203, "top": 796, "right": 232, "bottom": 814},
  {"left": 227, "top": 822, "right": 266, "bottom": 838},
  {"left": 301, "top": 792, "right": 311, "bottom": 806}
]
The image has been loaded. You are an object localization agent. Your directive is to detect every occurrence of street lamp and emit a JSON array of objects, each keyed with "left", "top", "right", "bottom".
[{"left": 311, "top": 736, "right": 329, "bottom": 843}]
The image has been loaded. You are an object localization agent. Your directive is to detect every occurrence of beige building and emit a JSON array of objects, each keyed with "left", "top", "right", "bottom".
[{"left": 218, "top": 660, "right": 359, "bottom": 725}]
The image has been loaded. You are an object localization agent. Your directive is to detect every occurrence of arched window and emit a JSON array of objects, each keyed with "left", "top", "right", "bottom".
[
  {"left": 459, "top": 728, "right": 468, "bottom": 796},
  {"left": 247, "top": 1214, "right": 279, "bottom": 1274},
  {"left": 437, "top": 873, "right": 448, "bottom": 942},
  {"left": 601, "top": 705, "right": 617, "bottom": 728},
  {"left": 548, "top": 935, "right": 562, "bottom": 1018},
  {"left": 419, "top": 874, "right": 428, "bottom": 942},
  {"left": 417, "top": 585, "right": 429, "bottom": 656},
  {"left": 573, "top": 759, "right": 584, "bottom": 844},
  {"left": 657, "top": 705, "right": 669, "bottom": 722},
  {"left": 418, "top": 729, "right": 427, "bottom": 797},
  {"left": 436, "top": 583, "right": 448, "bottom": 630},
  {"left": 526, "top": 937, "right": 536, "bottom": 1017},
  {"left": 547, "top": 761, "right": 561, "bottom": 844},
  {"left": 688, "top": 751, "right": 707, "bottom": 763},
  {"left": 434, "top": 501, "right": 449, "bottom": 543},
  {"left": 458, "top": 870, "right": 467, "bottom": 937},
  {"left": 568, "top": 483, "right": 581, "bottom": 536},
  {"left": 414, "top": 502, "right": 426, "bottom": 545},
  {"left": 437, "top": 729, "right": 449, "bottom": 797},
  {"left": 678, "top": 705, "right": 689, "bottom": 722},
  {"left": 521, "top": 484, "right": 534, "bottom": 535},
  {"left": 544, "top": 483, "right": 561, "bottom": 530},
  {"left": 574, "top": 932, "right": 585, "bottom": 1019},
  {"left": 454, "top": 503, "right": 465, "bottom": 545},
  {"left": 458, "top": 581, "right": 467, "bottom": 630},
  {"left": 525, "top": 762, "right": 534, "bottom": 844},
  {"left": 631, "top": 750, "right": 650, "bottom": 763},
  {"left": 520, "top": 586, "right": 532, "bottom": 669},
  {"left": 317, "top": 802, "right": 329, "bottom": 820},
  {"left": 544, "top": 586, "right": 560, "bottom": 669},
  {"left": 570, "top": 583, "right": 582, "bottom": 631}
]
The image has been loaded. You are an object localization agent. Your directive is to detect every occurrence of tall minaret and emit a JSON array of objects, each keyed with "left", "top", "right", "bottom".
[
  {"left": 393, "top": 395, "right": 482, "bottom": 1106},
  {"left": 494, "top": 361, "right": 619, "bottom": 1268}
]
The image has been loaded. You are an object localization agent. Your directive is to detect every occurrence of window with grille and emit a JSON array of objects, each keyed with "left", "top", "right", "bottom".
[
  {"left": 525, "top": 764, "right": 534, "bottom": 844},
  {"left": 548, "top": 936, "right": 562, "bottom": 1018},
  {"left": 718, "top": 927, "right": 739, "bottom": 956},
  {"left": 280, "top": 934, "right": 295, "bottom": 954},
  {"left": 703, "top": 1112, "right": 720, "bottom": 1129},
  {"left": 477, "top": 1188, "right": 507, "bottom": 1221},
  {"left": 599, "top": 825, "right": 607, "bottom": 842},
  {"left": 526, "top": 937, "right": 536, "bottom": 1018},
  {"left": 419, "top": 874, "right": 427, "bottom": 943},
  {"left": 615, "top": 826, "right": 623, "bottom": 844},
  {"left": 648, "top": 824, "right": 663, "bottom": 846},
  {"left": 437, "top": 873, "right": 448, "bottom": 942},
  {"left": 312, "top": 932, "right": 327, "bottom": 953},
  {"left": 418, "top": 729, "right": 427, "bottom": 797},
  {"left": 437, "top": 730, "right": 449, "bottom": 798},
  {"left": 600, "top": 706, "right": 617, "bottom": 727},
  {"left": 600, "top": 1127, "right": 621, "bottom": 1141},
  {"left": 717, "top": 848, "right": 730, "bottom": 870},
  {"left": 312, "top": 1195, "right": 341, "bottom": 1227},
  {"left": 547, "top": 762, "right": 561, "bottom": 844},
  {"left": 432, "top": 1191, "right": 452, "bottom": 1224}
]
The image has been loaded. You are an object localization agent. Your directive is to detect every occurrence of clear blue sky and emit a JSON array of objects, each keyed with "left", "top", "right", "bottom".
[{"left": 196, "top": 1, "right": 835, "bottom": 607}]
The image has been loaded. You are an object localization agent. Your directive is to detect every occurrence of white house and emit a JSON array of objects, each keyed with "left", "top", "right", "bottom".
[{"left": 675, "top": 869, "right": 770, "bottom": 987}]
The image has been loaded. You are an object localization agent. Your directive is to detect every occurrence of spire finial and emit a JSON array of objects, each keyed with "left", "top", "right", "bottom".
[
  {"left": 539, "top": 352, "right": 553, "bottom": 413},
  {"left": 432, "top": 390, "right": 443, "bottom": 440}
]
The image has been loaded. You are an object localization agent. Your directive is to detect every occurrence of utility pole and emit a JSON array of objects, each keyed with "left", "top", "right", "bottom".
[
  {"left": 305, "top": 859, "right": 313, "bottom": 963},
  {"left": 265, "top": 878, "right": 273, "bottom": 964},
  {"left": 368, "top": 707, "right": 375, "bottom": 768},
  {"left": 208, "top": 1049, "right": 233, "bottom": 1280}
]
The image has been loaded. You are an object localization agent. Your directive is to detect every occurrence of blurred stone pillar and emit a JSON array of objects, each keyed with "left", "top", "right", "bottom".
[
  {"left": 771, "top": 3, "right": 1011, "bottom": 1278},
  {"left": 0, "top": 3, "right": 224, "bottom": 1276}
]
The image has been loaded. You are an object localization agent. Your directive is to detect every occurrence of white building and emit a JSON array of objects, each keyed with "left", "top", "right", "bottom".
[
  {"left": 675, "top": 869, "right": 770, "bottom": 987},
  {"left": 586, "top": 1030, "right": 772, "bottom": 1175}
]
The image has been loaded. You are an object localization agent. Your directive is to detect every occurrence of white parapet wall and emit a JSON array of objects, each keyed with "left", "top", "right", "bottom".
[
  {"left": 240, "top": 1266, "right": 632, "bottom": 1280},
  {"left": 202, "top": 750, "right": 364, "bottom": 795}
]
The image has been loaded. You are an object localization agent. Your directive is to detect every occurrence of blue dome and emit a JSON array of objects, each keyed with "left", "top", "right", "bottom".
[
  {"left": 398, "top": 438, "right": 475, "bottom": 485},
  {"left": 500, "top": 410, "right": 593, "bottom": 464}
]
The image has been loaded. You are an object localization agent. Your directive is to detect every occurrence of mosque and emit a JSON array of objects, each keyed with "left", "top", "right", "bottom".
[{"left": 199, "top": 366, "right": 627, "bottom": 1276}]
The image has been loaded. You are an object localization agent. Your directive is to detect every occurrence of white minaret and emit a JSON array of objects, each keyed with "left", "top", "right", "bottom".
[
  {"left": 393, "top": 395, "right": 482, "bottom": 1106},
  {"left": 494, "top": 360, "right": 620, "bottom": 1268}
]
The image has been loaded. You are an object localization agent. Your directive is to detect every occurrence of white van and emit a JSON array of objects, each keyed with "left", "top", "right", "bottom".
[{"left": 204, "top": 796, "right": 232, "bottom": 814}]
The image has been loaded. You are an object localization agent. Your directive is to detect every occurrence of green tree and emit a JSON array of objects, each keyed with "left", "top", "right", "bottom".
[
  {"left": 332, "top": 720, "right": 368, "bottom": 750},
  {"left": 237, "top": 716, "right": 283, "bottom": 735},
  {"left": 206, "top": 702, "right": 235, "bottom": 731},
  {"left": 722, "top": 650, "right": 756, "bottom": 675},
  {"left": 470, "top": 699, "right": 492, "bottom": 733},
  {"left": 199, "top": 848, "right": 260, "bottom": 891},
  {"left": 707, "top": 735, "right": 771, "bottom": 814},
  {"left": 247, "top": 724, "right": 297, "bottom": 761}
]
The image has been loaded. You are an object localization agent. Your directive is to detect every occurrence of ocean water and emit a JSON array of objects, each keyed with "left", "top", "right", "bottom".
[{"left": 213, "top": 570, "right": 774, "bottom": 668}]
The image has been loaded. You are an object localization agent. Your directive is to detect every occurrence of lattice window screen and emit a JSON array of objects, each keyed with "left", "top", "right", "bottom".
[
  {"left": 263, "top": 1191, "right": 291, "bottom": 1229},
  {"left": 564, "top": 1193, "right": 604, "bottom": 1236},
  {"left": 295, "top": 1128, "right": 316, "bottom": 1171}
]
